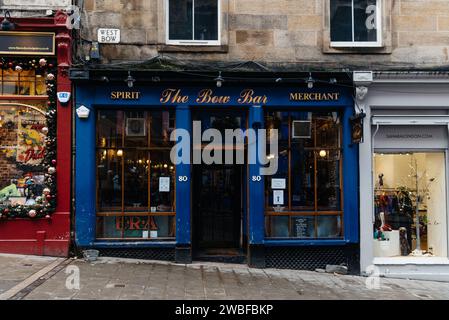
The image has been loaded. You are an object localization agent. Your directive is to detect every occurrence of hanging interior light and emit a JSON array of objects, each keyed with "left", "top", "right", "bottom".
[
  {"left": 125, "top": 71, "right": 135, "bottom": 88},
  {"left": 306, "top": 72, "right": 315, "bottom": 89},
  {"left": 319, "top": 150, "right": 327, "bottom": 158},
  {"left": 214, "top": 71, "right": 224, "bottom": 88}
]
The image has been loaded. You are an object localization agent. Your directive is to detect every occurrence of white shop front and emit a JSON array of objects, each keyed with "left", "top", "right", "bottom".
[{"left": 358, "top": 72, "right": 449, "bottom": 281}]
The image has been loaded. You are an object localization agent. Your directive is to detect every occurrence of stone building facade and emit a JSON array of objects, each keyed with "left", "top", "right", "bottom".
[{"left": 76, "top": 0, "right": 449, "bottom": 70}]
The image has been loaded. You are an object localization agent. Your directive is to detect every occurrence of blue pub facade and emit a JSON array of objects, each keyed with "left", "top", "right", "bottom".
[{"left": 72, "top": 70, "right": 359, "bottom": 271}]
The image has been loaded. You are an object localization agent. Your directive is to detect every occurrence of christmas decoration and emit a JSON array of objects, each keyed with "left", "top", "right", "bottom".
[{"left": 0, "top": 57, "right": 58, "bottom": 220}]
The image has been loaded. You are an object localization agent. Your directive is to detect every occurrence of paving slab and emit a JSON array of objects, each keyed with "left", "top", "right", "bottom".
[
  {"left": 0, "top": 255, "right": 447, "bottom": 300},
  {"left": 0, "top": 254, "right": 58, "bottom": 296}
]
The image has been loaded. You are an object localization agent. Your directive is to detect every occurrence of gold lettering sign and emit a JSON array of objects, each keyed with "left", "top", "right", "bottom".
[
  {"left": 160, "top": 89, "right": 189, "bottom": 104},
  {"left": 111, "top": 91, "right": 141, "bottom": 100},
  {"left": 289, "top": 92, "right": 340, "bottom": 101},
  {"left": 237, "top": 89, "right": 268, "bottom": 105},
  {"left": 196, "top": 89, "right": 230, "bottom": 104}
]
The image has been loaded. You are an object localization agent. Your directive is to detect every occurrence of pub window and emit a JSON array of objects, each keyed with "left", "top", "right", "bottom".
[
  {"left": 265, "top": 111, "right": 343, "bottom": 239},
  {"left": 96, "top": 110, "right": 176, "bottom": 240},
  {"left": 330, "top": 0, "right": 382, "bottom": 47},
  {"left": 0, "top": 68, "right": 47, "bottom": 96},
  {"left": 166, "top": 0, "right": 220, "bottom": 45}
]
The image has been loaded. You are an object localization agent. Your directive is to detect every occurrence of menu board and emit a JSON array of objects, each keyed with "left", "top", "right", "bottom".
[{"left": 291, "top": 216, "right": 314, "bottom": 238}]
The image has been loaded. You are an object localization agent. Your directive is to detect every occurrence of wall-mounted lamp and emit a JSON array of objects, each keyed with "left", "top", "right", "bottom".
[
  {"left": 125, "top": 71, "right": 135, "bottom": 88},
  {"left": 214, "top": 71, "right": 224, "bottom": 88},
  {"left": 306, "top": 73, "right": 315, "bottom": 89},
  {"left": 101, "top": 76, "right": 109, "bottom": 83},
  {"left": 1, "top": 10, "right": 16, "bottom": 31}
]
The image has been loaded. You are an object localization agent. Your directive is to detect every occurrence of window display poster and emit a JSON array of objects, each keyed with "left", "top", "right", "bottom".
[
  {"left": 159, "top": 177, "right": 170, "bottom": 192},
  {"left": 291, "top": 216, "right": 315, "bottom": 238},
  {"left": 272, "top": 178, "right": 286, "bottom": 189},
  {"left": 273, "top": 190, "right": 284, "bottom": 205},
  {"left": 16, "top": 112, "right": 46, "bottom": 165}
]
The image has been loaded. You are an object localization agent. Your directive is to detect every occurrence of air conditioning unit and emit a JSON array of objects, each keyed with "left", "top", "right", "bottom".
[
  {"left": 126, "top": 118, "right": 146, "bottom": 137},
  {"left": 292, "top": 120, "right": 311, "bottom": 139}
]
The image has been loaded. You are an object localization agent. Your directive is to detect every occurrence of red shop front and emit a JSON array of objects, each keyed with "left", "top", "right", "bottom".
[{"left": 0, "top": 11, "right": 72, "bottom": 256}]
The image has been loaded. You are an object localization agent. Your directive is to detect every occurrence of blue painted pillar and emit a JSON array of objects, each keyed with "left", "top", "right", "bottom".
[
  {"left": 342, "top": 106, "right": 360, "bottom": 244},
  {"left": 248, "top": 105, "right": 265, "bottom": 266},
  {"left": 75, "top": 86, "right": 96, "bottom": 247},
  {"left": 175, "top": 105, "right": 192, "bottom": 262}
]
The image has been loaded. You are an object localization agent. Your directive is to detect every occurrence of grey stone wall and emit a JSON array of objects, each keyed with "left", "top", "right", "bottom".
[{"left": 6, "top": 0, "right": 448, "bottom": 71}]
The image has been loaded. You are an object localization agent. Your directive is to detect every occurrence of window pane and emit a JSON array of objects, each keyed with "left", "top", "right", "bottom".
[
  {"left": 317, "top": 150, "right": 341, "bottom": 211},
  {"left": 154, "top": 216, "right": 176, "bottom": 238},
  {"left": 150, "top": 110, "right": 175, "bottom": 148},
  {"left": 290, "top": 216, "right": 316, "bottom": 238},
  {"left": 97, "top": 110, "right": 123, "bottom": 148},
  {"left": 315, "top": 113, "right": 340, "bottom": 148},
  {"left": 150, "top": 152, "right": 175, "bottom": 212},
  {"left": 123, "top": 149, "right": 149, "bottom": 211},
  {"left": 122, "top": 216, "right": 161, "bottom": 239},
  {"left": 330, "top": 0, "right": 353, "bottom": 42},
  {"left": 265, "top": 145, "right": 288, "bottom": 211},
  {"left": 194, "top": 0, "right": 218, "bottom": 41},
  {"left": 317, "top": 215, "right": 342, "bottom": 238},
  {"left": 124, "top": 111, "right": 148, "bottom": 148},
  {"left": 97, "top": 149, "right": 122, "bottom": 211},
  {"left": 291, "top": 150, "right": 315, "bottom": 210},
  {"left": 96, "top": 216, "right": 122, "bottom": 238},
  {"left": 169, "top": 0, "right": 193, "bottom": 40},
  {"left": 354, "top": 0, "right": 378, "bottom": 42},
  {"left": 35, "top": 73, "right": 46, "bottom": 95},
  {"left": 265, "top": 216, "right": 289, "bottom": 237},
  {"left": 2, "top": 69, "right": 19, "bottom": 95}
]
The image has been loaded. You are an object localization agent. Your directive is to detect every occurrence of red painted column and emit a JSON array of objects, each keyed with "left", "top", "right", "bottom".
[
  {"left": 0, "top": 12, "right": 72, "bottom": 257},
  {"left": 47, "top": 11, "right": 73, "bottom": 256}
]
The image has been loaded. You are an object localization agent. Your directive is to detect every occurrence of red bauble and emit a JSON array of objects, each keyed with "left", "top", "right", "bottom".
[
  {"left": 45, "top": 215, "right": 51, "bottom": 219},
  {"left": 46, "top": 194, "right": 52, "bottom": 200},
  {"left": 52, "top": 159, "right": 57, "bottom": 165},
  {"left": 8, "top": 62, "right": 13, "bottom": 68}
]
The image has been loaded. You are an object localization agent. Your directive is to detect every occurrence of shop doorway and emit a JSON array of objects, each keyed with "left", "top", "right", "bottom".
[
  {"left": 191, "top": 110, "right": 247, "bottom": 262},
  {"left": 193, "top": 164, "right": 243, "bottom": 252}
]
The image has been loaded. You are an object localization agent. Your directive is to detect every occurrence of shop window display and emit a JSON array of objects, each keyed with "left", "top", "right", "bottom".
[
  {"left": 373, "top": 153, "right": 448, "bottom": 257},
  {"left": 96, "top": 110, "right": 176, "bottom": 240},
  {"left": 0, "top": 58, "right": 57, "bottom": 220},
  {"left": 264, "top": 111, "right": 343, "bottom": 239}
]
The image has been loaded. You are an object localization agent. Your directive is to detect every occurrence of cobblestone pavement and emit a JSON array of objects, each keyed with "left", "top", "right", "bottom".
[
  {"left": 0, "top": 254, "right": 58, "bottom": 296},
  {"left": 0, "top": 257, "right": 442, "bottom": 300}
]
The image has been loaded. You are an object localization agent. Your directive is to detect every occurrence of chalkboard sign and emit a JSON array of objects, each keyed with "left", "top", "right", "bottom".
[
  {"left": 0, "top": 32, "right": 55, "bottom": 55},
  {"left": 291, "top": 216, "right": 315, "bottom": 238}
]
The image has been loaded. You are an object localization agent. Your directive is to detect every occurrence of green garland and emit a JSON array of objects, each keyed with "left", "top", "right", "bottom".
[{"left": 0, "top": 58, "right": 58, "bottom": 220}]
